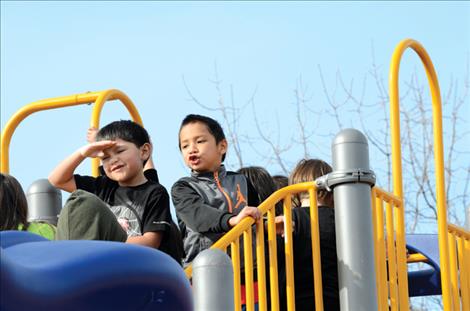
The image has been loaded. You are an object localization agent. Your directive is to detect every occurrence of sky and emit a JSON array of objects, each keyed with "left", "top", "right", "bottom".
[{"left": 1, "top": 1, "right": 469, "bottom": 222}]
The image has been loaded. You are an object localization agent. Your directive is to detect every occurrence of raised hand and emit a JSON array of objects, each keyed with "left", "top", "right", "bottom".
[
  {"left": 79, "top": 140, "right": 116, "bottom": 158},
  {"left": 86, "top": 127, "right": 99, "bottom": 143}
]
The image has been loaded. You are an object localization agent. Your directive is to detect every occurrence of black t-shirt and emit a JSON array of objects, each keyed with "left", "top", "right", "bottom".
[{"left": 74, "top": 174, "right": 184, "bottom": 264}]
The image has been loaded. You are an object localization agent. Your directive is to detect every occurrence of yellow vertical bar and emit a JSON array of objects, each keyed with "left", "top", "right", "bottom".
[
  {"left": 372, "top": 191, "right": 388, "bottom": 310},
  {"left": 308, "top": 188, "right": 324, "bottom": 311},
  {"left": 465, "top": 239, "right": 470, "bottom": 304},
  {"left": 267, "top": 208, "right": 280, "bottom": 311},
  {"left": 232, "top": 239, "right": 242, "bottom": 311},
  {"left": 243, "top": 227, "right": 255, "bottom": 311},
  {"left": 283, "top": 195, "right": 296, "bottom": 311},
  {"left": 457, "top": 236, "right": 469, "bottom": 310},
  {"left": 465, "top": 239, "right": 470, "bottom": 305},
  {"left": 385, "top": 201, "right": 398, "bottom": 311},
  {"left": 448, "top": 233, "right": 459, "bottom": 310},
  {"left": 256, "top": 216, "right": 267, "bottom": 311},
  {"left": 378, "top": 197, "right": 389, "bottom": 310},
  {"left": 394, "top": 199, "right": 409, "bottom": 310},
  {"left": 371, "top": 189, "right": 380, "bottom": 306}
]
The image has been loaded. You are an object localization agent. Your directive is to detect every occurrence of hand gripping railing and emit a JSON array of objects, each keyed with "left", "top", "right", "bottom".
[
  {"left": 389, "top": 38, "right": 470, "bottom": 310},
  {"left": 186, "top": 182, "right": 324, "bottom": 311},
  {"left": 0, "top": 89, "right": 143, "bottom": 176}
]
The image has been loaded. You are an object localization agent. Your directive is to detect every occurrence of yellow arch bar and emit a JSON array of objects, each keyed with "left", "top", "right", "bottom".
[
  {"left": 0, "top": 89, "right": 143, "bottom": 176},
  {"left": 389, "top": 39, "right": 450, "bottom": 310}
]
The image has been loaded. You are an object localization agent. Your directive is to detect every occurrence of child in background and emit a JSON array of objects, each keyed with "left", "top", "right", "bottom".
[
  {"left": 237, "top": 166, "right": 282, "bottom": 215},
  {"left": 48, "top": 120, "right": 183, "bottom": 264},
  {"left": 0, "top": 173, "right": 55, "bottom": 239},
  {"left": 237, "top": 166, "right": 286, "bottom": 309},
  {"left": 279, "top": 159, "right": 339, "bottom": 311},
  {"left": 272, "top": 174, "right": 288, "bottom": 190}
]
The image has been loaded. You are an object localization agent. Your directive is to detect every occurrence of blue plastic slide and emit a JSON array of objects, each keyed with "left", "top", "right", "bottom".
[
  {"left": 1, "top": 231, "right": 193, "bottom": 311},
  {"left": 406, "top": 234, "right": 441, "bottom": 297}
]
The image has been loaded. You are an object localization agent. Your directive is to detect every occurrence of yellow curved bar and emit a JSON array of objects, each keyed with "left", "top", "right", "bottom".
[
  {"left": 389, "top": 38, "right": 449, "bottom": 310},
  {"left": 183, "top": 182, "right": 317, "bottom": 309},
  {"left": 1, "top": 91, "right": 101, "bottom": 173},
  {"left": 89, "top": 89, "right": 143, "bottom": 176},
  {"left": 188, "top": 182, "right": 317, "bottom": 253},
  {"left": 0, "top": 89, "right": 142, "bottom": 176}
]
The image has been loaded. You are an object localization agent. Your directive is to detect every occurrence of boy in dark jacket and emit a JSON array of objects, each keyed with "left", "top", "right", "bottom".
[{"left": 171, "top": 114, "right": 261, "bottom": 267}]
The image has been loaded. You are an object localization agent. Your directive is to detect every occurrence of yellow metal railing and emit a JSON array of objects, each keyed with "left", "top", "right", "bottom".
[
  {"left": 0, "top": 89, "right": 143, "bottom": 176},
  {"left": 185, "top": 182, "right": 325, "bottom": 311},
  {"left": 389, "top": 38, "right": 470, "bottom": 310},
  {"left": 372, "top": 187, "right": 408, "bottom": 311},
  {"left": 447, "top": 224, "right": 470, "bottom": 310}
]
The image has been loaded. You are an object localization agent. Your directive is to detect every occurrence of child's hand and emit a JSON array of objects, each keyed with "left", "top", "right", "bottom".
[
  {"left": 79, "top": 141, "right": 116, "bottom": 158},
  {"left": 274, "top": 215, "right": 285, "bottom": 235},
  {"left": 86, "top": 127, "right": 99, "bottom": 143},
  {"left": 267, "top": 215, "right": 295, "bottom": 237},
  {"left": 229, "top": 206, "right": 261, "bottom": 227}
]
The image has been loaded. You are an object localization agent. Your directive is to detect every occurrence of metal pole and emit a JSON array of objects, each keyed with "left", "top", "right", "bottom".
[
  {"left": 26, "top": 179, "right": 62, "bottom": 226},
  {"left": 192, "top": 248, "right": 234, "bottom": 311},
  {"left": 331, "top": 128, "right": 378, "bottom": 311}
]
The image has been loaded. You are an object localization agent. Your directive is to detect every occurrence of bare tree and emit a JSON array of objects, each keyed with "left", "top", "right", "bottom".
[
  {"left": 183, "top": 50, "right": 469, "bottom": 232},
  {"left": 183, "top": 62, "right": 247, "bottom": 168}
]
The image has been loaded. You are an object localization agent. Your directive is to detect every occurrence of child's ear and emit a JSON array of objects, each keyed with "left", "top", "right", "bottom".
[
  {"left": 218, "top": 139, "right": 228, "bottom": 155},
  {"left": 140, "top": 143, "right": 151, "bottom": 161}
]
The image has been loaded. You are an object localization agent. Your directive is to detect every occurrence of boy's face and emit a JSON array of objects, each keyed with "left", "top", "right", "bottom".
[
  {"left": 99, "top": 138, "right": 149, "bottom": 186},
  {"left": 179, "top": 121, "right": 227, "bottom": 173}
]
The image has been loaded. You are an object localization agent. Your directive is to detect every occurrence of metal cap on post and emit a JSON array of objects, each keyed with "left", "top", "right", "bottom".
[
  {"left": 331, "top": 128, "right": 378, "bottom": 311},
  {"left": 26, "top": 179, "right": 62, "bottom": 226},
  {"left": 192, "top": 248, "right": 234, "bottom": 311}
]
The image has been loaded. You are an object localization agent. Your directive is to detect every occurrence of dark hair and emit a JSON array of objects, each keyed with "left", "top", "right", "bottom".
[
  {"left": 179, "top": 114, "right": 227, "bottom": 162},
  {"left": 289, "top": 159, "right": 333, "bottom": 208},
  {"left": 0, "top": 173, "right": 28, "bottom": 231},
  {"left": 238, "top": 166, "right": 282, "bottom": 216},
  {"left": 272, "top": 175, "right": 288, "bottom": 190},
  {"left": 96, "top": 120, "right": 150, "bottom": 147}
]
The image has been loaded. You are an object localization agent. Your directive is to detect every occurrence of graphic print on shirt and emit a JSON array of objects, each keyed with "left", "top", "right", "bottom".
[{"left": 109, "top": 204, "right": 142, "bottom": 237}]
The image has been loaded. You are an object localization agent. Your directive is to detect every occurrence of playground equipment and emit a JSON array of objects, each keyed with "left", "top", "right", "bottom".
[
  {"left": 182, "top": 38, "right": 470, "bottom": 311},
  {"left": 26, "top": 179, "right": 62, "bottom": 225},
  {"left": 1, "top": 39, "right": 469, "bottom": 310},
  {"left": 1, "top": 230, "right": 193, "bottom": 311},
  {"left": 0, "top": 89, "right": 142, "bottom": 176}
]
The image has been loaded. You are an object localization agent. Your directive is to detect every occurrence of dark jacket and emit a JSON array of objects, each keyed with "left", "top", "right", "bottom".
[{"left": 171, "top": 165, "right": 259, "bottom": 267}]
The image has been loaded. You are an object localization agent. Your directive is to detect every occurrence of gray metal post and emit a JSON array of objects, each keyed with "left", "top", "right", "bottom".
[
  {"left": 192, "top": 248, "right": 234, "bottom": 311},
  {"left": 26, "top": 179, "right": 62, "bottom": 225},
  {"left": 331, "top": 129, "right": 378, "bottom": 311}
]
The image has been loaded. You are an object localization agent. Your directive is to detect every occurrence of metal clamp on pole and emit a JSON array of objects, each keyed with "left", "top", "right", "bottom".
[
  {"left": 330, "top": 128, "right": 378, "bottom": 311},
  {"left": 315, "top": 169, "right": 376, "bottom": 192}
]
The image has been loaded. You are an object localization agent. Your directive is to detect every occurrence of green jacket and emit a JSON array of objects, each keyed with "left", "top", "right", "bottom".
[{"left": 18, "top": 222, "right": 56, "bottom": 240}]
